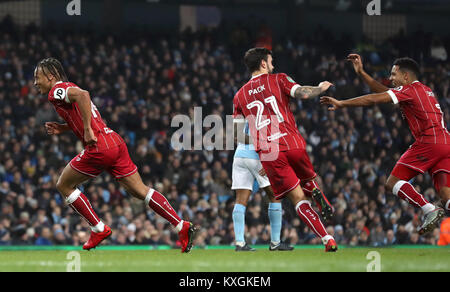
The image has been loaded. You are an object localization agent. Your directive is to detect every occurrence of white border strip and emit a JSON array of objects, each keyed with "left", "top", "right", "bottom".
[
  {"left": 290, "top": 84, "right": 301, "bottom": 98},
  {"left": 387, "top": 90, "right": 399, "bottom": 104}
]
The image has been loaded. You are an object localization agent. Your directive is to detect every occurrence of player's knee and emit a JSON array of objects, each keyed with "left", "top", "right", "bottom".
[
  {"left": 439, "top": 187, "right": 450, "bottom": 201},
  {"left": 385, "top": 181, "right": 393, "bottom": 192},
  {"left": 267, "top": 193, "right": 279, "bottom": 203},
  {"left": 122, "top": 185, "right": 138, "bottom": 198},
  {"left": 435, "top": 172, "right": 450, "bottom": 200},
  {"left": 235, "top": 198, "right": 248, "bottom": 206},
  {"left": 119, "top": 181, "right": 146, "bottom": 200},
  {"left": 55, "top": 178, "right": 65, "bottom": 194},
  {"left": 56, "top": 176, "right": 78, "bottom": 197},
  {"left": 235, "top": 190, "right": 251, "bottom": 205},
  {"left": 264, "top": 188, "right": 276, "bottom": 202},
  {"left": 385, "top": 177, "right": 398, "bottom": 193}
]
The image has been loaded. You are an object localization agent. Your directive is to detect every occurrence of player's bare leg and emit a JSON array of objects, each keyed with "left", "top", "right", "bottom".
[
  {"left": 56, "top": 164, "right": 92, "bottom": 197},
  {"left": 285, "top": 185, "right": 337, "bottom": 252},
  {"left": 56, "top": 164, "right": 112, "bottom": 250},
  {"left": 235, "top": 189, "right": 252, "bottom": 207},
  {"left": 386, "top": 173, "right": 444, "bottom": 235},
  {"left": 233, "top": 189, "right": 255, "bottom": 251},
  {"left": 435, "top": 172, "right": 450, "bottom": 212},
  {"left": 117, "top": 172, "right": 197, "bottom": 253},
  {"left": 439, "top": 187, "right": 450, "bottom": 213}
]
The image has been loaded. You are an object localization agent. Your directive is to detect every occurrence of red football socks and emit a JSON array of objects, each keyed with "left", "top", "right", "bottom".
[
  {"left": 66, "top": 189, "right": 101, "bottom": 227},
  {"left": 393, "top": 180, "right": 434, "bottom": 213},
  {"left": 296, "top": 200, "right": 328, "bottom": 238},
  {"left": 145, "top": 188, "right": 182, "bottom": 228}
]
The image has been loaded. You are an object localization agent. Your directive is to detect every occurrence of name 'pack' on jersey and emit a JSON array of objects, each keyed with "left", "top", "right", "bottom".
[
  {"left": 48, "top": 81, "right": 124, "bottom": 151},
  {"left": 233, "top": 73, "right": 306, "bottom": 153}
]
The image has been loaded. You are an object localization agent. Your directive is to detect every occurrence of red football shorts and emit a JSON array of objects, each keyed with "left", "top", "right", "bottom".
[
  {"left": 70, "top": 142, "right": 138, "bottom": 179},
  {"left": 260, "top": 148, "right": 317, "bottom": 199},
  {"left": 391, "top": 142, "right": 450, "bottom": 192}
]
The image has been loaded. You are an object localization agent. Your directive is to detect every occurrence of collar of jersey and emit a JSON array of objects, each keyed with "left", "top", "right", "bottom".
[
  {"left": 50, "top": 81, "right": 64, "bottom": 93},
  {"left": 251, "top": 73, "right": 267, "bottom": 80}
]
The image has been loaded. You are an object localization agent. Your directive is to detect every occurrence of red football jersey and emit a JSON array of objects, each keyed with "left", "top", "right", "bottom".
[
  {"left": 233, "top": 73, "right": 306, "bottom": 152},
  {"left": 48, "top": 81, "right": 124, "bottom": 151},
  {"left": 387, "top": 81, "right": 450, "bottom": 144}
]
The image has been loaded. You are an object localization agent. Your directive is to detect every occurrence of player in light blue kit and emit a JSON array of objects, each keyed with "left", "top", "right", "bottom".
[{"left": 232, "top": 121, "right": 294, "bottom": 251}]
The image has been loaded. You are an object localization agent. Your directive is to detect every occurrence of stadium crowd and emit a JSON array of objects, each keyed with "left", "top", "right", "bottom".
[{"left": 0, "top": 17, "right": 449, "bottom": 248}]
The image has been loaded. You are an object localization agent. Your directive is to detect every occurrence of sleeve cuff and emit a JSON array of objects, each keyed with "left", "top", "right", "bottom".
[
  {"left": 290, "top": 84, "right": 301, "bottom": 98},
  {"left": 387, "top": 90, "right": 398, "bottom": 104},
  {"left": 65, "top": 87, "right": 76, "bottom": 103}
]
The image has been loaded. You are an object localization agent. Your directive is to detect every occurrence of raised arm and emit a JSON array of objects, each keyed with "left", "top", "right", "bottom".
[
  {"left": 347, "top": 54, "right": 389, "bottom": 93},
  {"left": 293, "top": 81, "right": 334, "bottom": 99},
  {"left": 320, "top": 92, "right": 392, "bottom": 111}
]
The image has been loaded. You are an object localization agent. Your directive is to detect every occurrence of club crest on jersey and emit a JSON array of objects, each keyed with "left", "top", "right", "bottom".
[{"left": 248, "top": 85, "right": 265, "bottom": 95}]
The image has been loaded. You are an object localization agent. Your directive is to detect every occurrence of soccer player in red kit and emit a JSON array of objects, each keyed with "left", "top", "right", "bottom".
[
  {"left": 233, "top": 48, "right": 338, "bottom": 252},
  {"left": 321, "top": 55, "right": 447, "bottom": 234},
  {"left": 33, "top": 58, "right": 197, "bottom": 252}
]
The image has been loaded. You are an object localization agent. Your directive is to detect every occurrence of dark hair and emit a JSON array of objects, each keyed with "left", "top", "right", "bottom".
[
  {"left": 244, "top": 47, "right": 272, "bottom": 73},
  {"left": 36, "top": 58, "right": 68, "bottom": 82},
  {"left": 393, "top": 57, "right": 420, "bottom": 79}
]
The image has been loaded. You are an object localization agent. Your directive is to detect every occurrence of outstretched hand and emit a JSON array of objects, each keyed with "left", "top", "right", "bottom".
[
  {"left": 318, "top": 81, "right": 334, "bottom": 93},
  {"left": 346, "top": 54, "right": 363, "bottom": 74},
  {"left": 320, "top": 96, "right": 343, "bottom": 111}
]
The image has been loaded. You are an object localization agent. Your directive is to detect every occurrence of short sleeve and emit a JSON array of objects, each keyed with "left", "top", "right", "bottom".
[
  {"left": 278, "top": 73, "right": 301, "bottom": 98},
  {"left": 51, "top": 83, "right": 76, "bottom": 103},
  {"left": 52, "top": 86, "right": 69, "bottom": 103},
  {"left": 387, "top": 85, "right": 413, "bottom": 104}
]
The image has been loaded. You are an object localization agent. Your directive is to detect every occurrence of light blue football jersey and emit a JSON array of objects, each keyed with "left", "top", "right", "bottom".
[{"left": 234, "top": 121, "right": 260, "bottom": 160}]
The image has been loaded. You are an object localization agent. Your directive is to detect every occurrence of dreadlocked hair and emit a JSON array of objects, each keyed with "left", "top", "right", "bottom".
[{"left": 37, "top": 58, "right": 68, "bottom": 82}]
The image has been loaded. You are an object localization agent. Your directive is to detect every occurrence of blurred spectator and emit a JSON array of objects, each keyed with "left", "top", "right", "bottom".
[
  {"left": 35, "top": 227, "right": 53, "bottom": 246},
  {"left": 370, "top": 223, "right": 386, "bottom": 247},
  {"left": 438, "top": 217, "right": 450, "bottom": 246},
  {"left": 384, "top": 230, "right": 397, "bottom": 245}
]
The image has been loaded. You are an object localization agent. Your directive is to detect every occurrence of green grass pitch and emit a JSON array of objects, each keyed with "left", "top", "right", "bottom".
[{"left": 0, "top": 246, "right": 448, "bottom": 272}]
